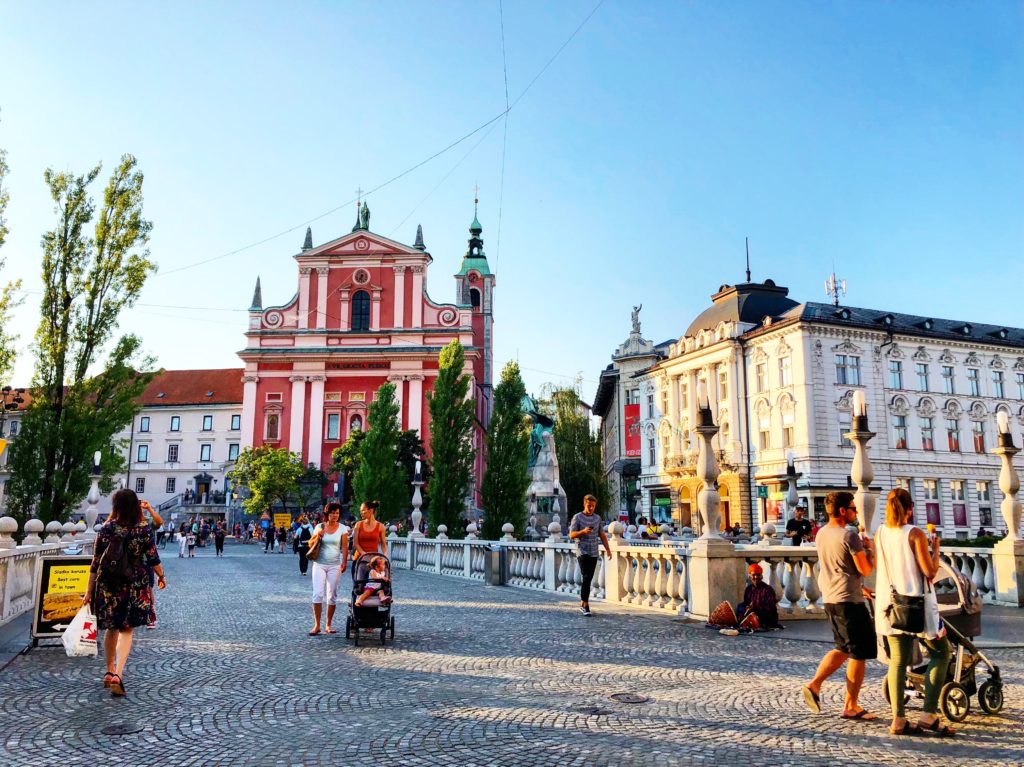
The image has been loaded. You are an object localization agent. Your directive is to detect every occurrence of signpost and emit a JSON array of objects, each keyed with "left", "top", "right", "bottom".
[{"left": 32, "top": 555, "right": 93, "bottom": 645}]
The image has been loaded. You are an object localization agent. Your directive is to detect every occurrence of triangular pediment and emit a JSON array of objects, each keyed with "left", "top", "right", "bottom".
[{"left": 299, "top": 230, "right": 427, "bottom": 259}]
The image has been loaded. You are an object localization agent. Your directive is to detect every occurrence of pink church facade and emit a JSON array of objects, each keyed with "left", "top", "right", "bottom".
[{"left": 238, "top": 204, "right": 496, "bottom": 508}]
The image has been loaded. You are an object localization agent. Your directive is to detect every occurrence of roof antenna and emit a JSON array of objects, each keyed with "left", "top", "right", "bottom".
[
  {"left": 825, "top": 269, "right": 847, "bottom": 307},
  {"left": 744, "top": 237, "right": 751, "bottom": 283}
]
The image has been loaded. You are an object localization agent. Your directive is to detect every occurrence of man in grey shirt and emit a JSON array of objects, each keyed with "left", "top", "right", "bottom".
[
  {"left": 803, "top": 491, "right": 877, "bottom": 720},
  {"left": 568, "top": 494, "right": 611, "bottom": 616}
]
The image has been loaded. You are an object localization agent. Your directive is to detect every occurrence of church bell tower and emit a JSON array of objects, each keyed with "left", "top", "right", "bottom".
[{"left": 455, "top": 197, "right": 496, "bottom": 426}]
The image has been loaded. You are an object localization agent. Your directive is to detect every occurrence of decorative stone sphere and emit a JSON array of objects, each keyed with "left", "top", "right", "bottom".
[
  {"left": 760, "top": 522, "right": 777, "bottom": 541},
  {"left": 437, "top": 524, "right": 448, "bottom": 535},
  {"left": 627, "top": 524, "right": 638, "bottom": 534},
  {"left": 547, "top": 519, "right": 561, "bottom": 534},
  {"left": 0, "top": 516, "right": 17, "bottom": 535},
  {"left": 74, "top": 521, "right": 86, "bottom": 533},
  {"left": 608, "top": 521, "right": 625, "bottom": 537},
  {"left": 466, "top": 523, "right": 478, "bottom": 535},
  {"left": 501, "top": 523, "right": 514, "bottom": 535},
  {"left": 388, "top": 525, "right": 398, "bottom": 534},
  {"left": 61, "top": 522, "right": 76, "bottom": 534},
  {"left": 660, "top": 523, "right": 671, "bottom": 535},
  {"left": 24, "top": 519, "right": 44, "bottom": 535},
  {"left": 45, "top": 521, "right": 63, "bottom": 535}
]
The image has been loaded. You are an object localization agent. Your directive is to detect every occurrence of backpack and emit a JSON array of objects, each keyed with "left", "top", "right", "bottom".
[{"left": 98, "top": 528, "right": 138, "bottom": 584}]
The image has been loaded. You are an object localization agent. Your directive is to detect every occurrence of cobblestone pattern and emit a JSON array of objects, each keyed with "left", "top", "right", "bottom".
[{"left": 0, "top": 543, "right": 1021, "bottom": 766}]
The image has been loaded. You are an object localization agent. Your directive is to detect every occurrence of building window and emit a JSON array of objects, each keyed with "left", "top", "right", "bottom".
[
  {"left": 8, "top": 421, "right": 17, "bottom": 436},
  {"left": 951, "top": 479, "right": 965, "bottom": 501},
  {"left": 470, "top": 288, "right": 481, "bottom": 308},
  {"left": 349, "top": 414, "right": 363, "bottom": 433},
  {"left": 967, "top": 368, "right": 980, "bottom": 397},
  {"left": 1017, "top": 373, "right": 1024, "bottom": 400},
  {"left": 921, "top": 417, "right": 934, "bottom": 451},
  {"left": 978, "top": 480, "right": 992, "bottom": 528},
  {"left": 166, "top": 477, "right": 176, "bottom": 494},
  {"left": 661, "top": 431, "right": 670, "bottom": 459},
  {"left": 647, "top": 393, "right": 654, "bottom": 419},
  {"left": 231, "top": 414, "right": 241, "bottom": 430},
  {"left": 326, "top": 413, "right": 341, "bottom": 440},
  {"left": 923, "top": 479, "right": 939, "bottom": 500},
  {"left": 718, "top": 365, "right": 728, "bottom": 401},
  {"left": 889, "top": 360, "right": 903, "bottom": 389},
  {"left": 923, "top": 478, "right": 940, "bottom": 526},
  {"left": 946, "top": 419, "right": 960, "bottom": 452},
  {"left": 782, "top": 409, "right": 794, "bottom": 449},
  {"left": 942, "top": 366, "right": 955, "bottom": 395},
  {"left": 170, "top": 415, "right": 181, "bottom": 432},
  {"left": 916, "top": 363, "right": 929, "bottom": 391},
  {"left": 626, "top": 388, "right": 640, "bottom": 406},
  {"left": 660, "top": 388, "right": 668, "bottom": 417},
  {"left": 897, "top": 477, "right": 913, "bottom": 493},
  {"left": 137, "top": 444, "right": 149, "bottom": 463},
  {"left": 167, "top": 444, "right": 179, "bottom": 463},
  {"left": 648, "top": 438, "right": 656, "bottom": 466},
  {"left": 139, "top": 416, "right": 150, "bottom": 433},
  {"left": 200, "top": 444, "right": 212, "bottom": 462},
  {"left": 351, "top": 290, "right": 371, "bottom": 332},
  {"left": 228, "top": 443, "right": 240, "bottom": 461},
  {"left": 778, "top": 356, "right": 792, "bottom": 387},
  {"left": 202, "top": 415, "right": 213, "bottom": 431},
  {"left": 893, "top": 415, "right": 908, "bottom": 449},
  {"left": 679, "top": 380, "right": 688, "bottom": 410},
  {"left": 758, "top": 412, "right": 771, "bottom": 451},
  {"left": 836, "top": 355, "right": 861, "bottom": 386},
  {"left": 755, "top": 362, "right": 767, "bottom": 393},
  {"left": 839, "top": 412, "right": 852, "bottom": 447},
  {"left": 973, "top": 421, "right": 986, "bottom": 453},
  {"left": 993, "top": 371, "right": 1005, "bottom": 399},
  {"left": 977, "top": 480, "right": 990, "bottom": 503},
  {"left": 265, "top": 413, "right": 280, "bottom": 441},
  {"left": 135, "top": 477, "right": 145, "bottom": 494}
]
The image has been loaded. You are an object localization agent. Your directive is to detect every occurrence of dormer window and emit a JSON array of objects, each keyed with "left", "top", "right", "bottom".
[
  {"left": 835, "top": 308, "right": 851, "bottom": 320},
  {"left": 961, "top": 324, "right": 972, "bottom": 336},
  {"left": 922, "top": 319, "right": 933, "bottom": 330},
  {"left": 877, "top": 313, "right": 894, "bottom": 327}
]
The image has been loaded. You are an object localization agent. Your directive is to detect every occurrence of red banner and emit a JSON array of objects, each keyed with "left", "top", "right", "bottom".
[{"left": 624, "top": 404, "right": 641, "bottom": 457}]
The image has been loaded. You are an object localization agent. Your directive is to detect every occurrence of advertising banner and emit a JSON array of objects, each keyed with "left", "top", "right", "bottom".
[
  {"left": 952, "top": 504, "right": 967, "bottom": 528},
  {"left": 32, "top": 555, "right": 93, "bottom": 640},
  {"left": 925, "top": 503, "right": 941, "bottom": 526},
  {"left": 273, "top": 513, "right": 292, "bottom": 529},
  {"left": 624, "top": 404, "right": 641, "bottom": 457}
]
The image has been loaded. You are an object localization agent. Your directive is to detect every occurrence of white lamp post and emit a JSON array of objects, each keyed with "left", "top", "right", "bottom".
[
  {"left": 845, "top": 390, "right": 878, "bottom": 533},
  {"left": 410, "top": 459, "right": 425, "bottom": 538},
  {"left": 694, "top": 380, "right": 724, "bottom": 541},
  {"left": 994, "top": 412, "right": 1021, "bottom": 541},
  {"left": 785, "top": 450, "right": 801, "bottom": 533},
  {"left": 84, "top": 450, "right": 102, "bottom": 540}
]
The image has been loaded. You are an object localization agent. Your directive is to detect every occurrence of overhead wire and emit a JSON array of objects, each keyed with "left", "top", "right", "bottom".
[{"left": 495, "top": 0, "right": 511, "bottom": 270}]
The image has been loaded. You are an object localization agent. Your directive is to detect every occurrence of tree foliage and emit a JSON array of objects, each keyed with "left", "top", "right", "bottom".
[
  {"left": 228, "top": 446, "right": 304, "bottom": 516},
  {"left": 0, "top": 146, "right": 23, "bottom": 382},
  {"left": 426, "top": 339, "right": 476, "bottom": 537},
  {"left": 6, "top": 155, "right": 156, "bottom": 524},
  {"left": 551, "top": 386, "right": 609, "bottom": 519},
  {"left": 481, "top": 361, "right": 531, "bottom": 539},
  {"left": 295, "top": 462, "right": 328, "bottom": 511},
  {"left": 351, "top": 382, "right": 407, "bottom": 522},
  {"left": 330, "top": 428, "right": 365, "bottom": 504}
]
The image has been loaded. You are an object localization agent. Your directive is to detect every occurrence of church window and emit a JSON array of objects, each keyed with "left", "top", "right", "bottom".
[
  {"left": 326, "top": 413, "right": 340, "bottom": 440},
  {"left": 351, "top": 290, "right": 371, "bottom": 332},
  {"left": 265, "top": 413, "right": 280, "bottom": 441},
  {"left": 470, "top": 288, "right": 481, "bottom": 308}
]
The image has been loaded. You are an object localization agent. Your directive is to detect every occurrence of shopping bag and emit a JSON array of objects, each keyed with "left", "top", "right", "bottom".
[{"left": 61, "top": 605, "right": 99, "bottom": 658}]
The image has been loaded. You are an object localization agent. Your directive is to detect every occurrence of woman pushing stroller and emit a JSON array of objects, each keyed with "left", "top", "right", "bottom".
[{"left": 875, "top": 488, "right": 956, "bottom": 737}]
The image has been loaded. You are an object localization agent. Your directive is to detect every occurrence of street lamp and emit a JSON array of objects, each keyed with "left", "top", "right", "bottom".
[{"left": 84, "top": 450, "right": 102, "bottom": 540}]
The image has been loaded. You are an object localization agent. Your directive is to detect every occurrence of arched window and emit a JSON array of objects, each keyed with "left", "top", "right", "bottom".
[
  {"left": 265, "top": 413, "right": 280, "bottom": 441},
  {"left": 470, "top": 288, "right": 481, "bottom": 308},
  {"left": 351, "top": 290, "right": 370, "bottom": 332},
  {"left": 349, "top": 414, "right": 363, "bottom": 433}
]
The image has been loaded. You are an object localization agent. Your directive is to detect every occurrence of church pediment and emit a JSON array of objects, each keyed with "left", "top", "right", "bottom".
[{"left": 301, "top": 230, "right": 428, "bottom": 259}]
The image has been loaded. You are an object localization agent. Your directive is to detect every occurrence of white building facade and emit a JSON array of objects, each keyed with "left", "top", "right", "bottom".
[{"left": 622, "top": 278, "right": 1024, "bottom": 538}]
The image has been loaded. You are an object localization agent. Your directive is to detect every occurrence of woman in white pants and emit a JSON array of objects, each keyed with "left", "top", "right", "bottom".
[{"left": 309, "top": 502, "right": 349, "bottom": 636}]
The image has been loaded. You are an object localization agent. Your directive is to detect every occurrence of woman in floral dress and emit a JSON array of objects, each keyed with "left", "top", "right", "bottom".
[{"left": 84, "top": 489, "right": 167, "bottom": 697}]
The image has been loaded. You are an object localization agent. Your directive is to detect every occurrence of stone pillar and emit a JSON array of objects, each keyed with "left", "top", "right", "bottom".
[
  {"left": 339, "top": 289, "right": 350, "bottom": 330},
  {"left": 371, "top": 288, "right": 382, "bottom": 331},
  {"left": 315, "top": 267, "right": 329, "bottom": 328},
  {"left": 407, "top": 375, "right": 424, "bottom": 435},
  {"left": 992, "top": 435, "right": 1023, "bottom": 605},
  {"left": 297, "top": 267, "right": 311, "bottom": 329},
  {"left": 241, "top": 375, "right": 259, "bottom": 447},
  {"left": 289, "top": 376, "right": 307, "bottom": 455},
  {"left": 392, "top": 266, "right": 407, "bottom": 328},
  {"left": 668, "top": 374, "right": 680, "bottom": 456},
  {"left": 307, "top": 376, "right": 326, "bottom": 467},
  {"left": 410, "top": 266, "right": 424, "bottom": 327}
]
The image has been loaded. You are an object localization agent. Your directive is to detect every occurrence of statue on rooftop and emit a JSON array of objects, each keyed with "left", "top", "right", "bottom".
[{"left": 631, "top": 304, "right": 643, "bottom": 335}]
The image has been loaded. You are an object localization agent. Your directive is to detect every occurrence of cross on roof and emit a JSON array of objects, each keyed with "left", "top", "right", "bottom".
[{"left": 354, "top": 186, "right": 365, "bottom": 205}]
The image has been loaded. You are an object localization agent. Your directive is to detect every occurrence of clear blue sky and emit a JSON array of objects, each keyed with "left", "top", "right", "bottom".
[{"left": 2, "top": 2, "right": 1022, "bottom": 401}]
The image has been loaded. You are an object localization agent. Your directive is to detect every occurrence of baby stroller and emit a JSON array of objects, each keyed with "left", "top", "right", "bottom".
[
  {"left": 346, "top": 552, "right": 395, "bottom": 646},
  {"left": 877, "top": 559, "right": 1004, "bottom": 722}
]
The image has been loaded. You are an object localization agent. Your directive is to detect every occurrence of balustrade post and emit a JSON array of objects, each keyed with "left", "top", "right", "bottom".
[
  {"left": 409, "top": 538, "right": 418, "bottom": 571},
  {"left": 22, "top": 519, "right": 44, "bottom": 546},
  {"left": 543, "top": 542, "right": 557, "bottom": 591},
  {"left": 463, "top": 542, "right": 472, "bottom": 578},
  {"left": 44, "top": 521, "right": 62, "bottom": 544},
  {"left": 992, "top": 425, "right": 1024, "bottom": 605},
  {"left": 0, "top": 517, "right": 16, "bottom": 550},
  {"left": 604, "top": 522, "right": 626, "bottom": 603}
]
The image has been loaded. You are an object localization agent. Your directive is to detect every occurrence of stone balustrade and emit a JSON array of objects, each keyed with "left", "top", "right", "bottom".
[
  {"left": 0, "top": 516, "right": 95, "bottom": 628},
  {"left": 941, "top": 547, "right": 998, "bottom": 603},
  {"left": 737, "top": 545, "right": 823, "bottom": 618}
]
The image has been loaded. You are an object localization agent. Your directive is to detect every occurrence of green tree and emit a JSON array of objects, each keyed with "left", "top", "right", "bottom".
[
  {"left": 552, "top": 386, "right": 609, "bottom": 519},
  {"left": 295, "top": 462, "right": 328, "bottom": 512},
  {"left": 228, "top": 446, "right": 304, "bottom": 517},
  {"left": 6, "top": 155, "right": 155, "bottom": 524},
  {"left": 0, "top": 146, "right": 23, "bottom": 382},
  {"left": 481, "top": 361, "right": 531, "bottom": 539},
  {"left": 426, "top": 339, "right": 476, "bottom": 537},
  {"left": 330, "top": 428, "right": 365, "bottom": 504},
  {"left": 351, "top": 382, "right": 406, "bottom": 522}
]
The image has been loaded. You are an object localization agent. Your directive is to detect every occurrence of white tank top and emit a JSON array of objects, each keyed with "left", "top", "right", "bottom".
[{"left": 875, "top": 524, "right": 925, "bottom": 637}]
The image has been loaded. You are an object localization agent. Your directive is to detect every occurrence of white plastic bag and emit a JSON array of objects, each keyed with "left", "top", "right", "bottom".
[{"left": 61, "top": 604, "right": 99, "bottom": 658}]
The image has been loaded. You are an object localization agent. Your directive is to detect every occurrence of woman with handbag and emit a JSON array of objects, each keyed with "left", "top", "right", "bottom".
[
  {"left": 875, "top": 487, "right": 955, "bottom": 737},
  {"left": 307, "top": 502, "right": 349, "bottom": 636}
]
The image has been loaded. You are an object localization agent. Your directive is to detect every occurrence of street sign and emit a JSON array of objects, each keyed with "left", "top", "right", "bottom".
[{"left": 756, "top": 485, "right": 768, "bottom": 499}]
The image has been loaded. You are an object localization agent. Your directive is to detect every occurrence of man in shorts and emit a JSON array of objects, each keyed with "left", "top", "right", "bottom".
[{"left": 803, "top": 491, "right": 877, "bottom": 720}]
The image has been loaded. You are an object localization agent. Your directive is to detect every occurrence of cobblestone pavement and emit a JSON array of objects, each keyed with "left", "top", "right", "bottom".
[{"left": 1, "top": 543, "right": 1021, "bottom": 766}]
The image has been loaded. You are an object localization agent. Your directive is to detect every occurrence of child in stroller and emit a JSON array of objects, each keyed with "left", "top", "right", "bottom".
[
  {"left": 355, "top": 556, "right": 392, "bottom": 607},
  {"left": 346, "top": 552, "right": 395, "bottom": 645}
]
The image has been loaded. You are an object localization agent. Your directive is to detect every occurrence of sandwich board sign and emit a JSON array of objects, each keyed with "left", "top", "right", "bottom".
[{"left": 32, "top": 555, "right": 93, "bottom": 644}]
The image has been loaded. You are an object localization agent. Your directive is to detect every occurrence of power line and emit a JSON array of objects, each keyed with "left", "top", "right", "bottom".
[{"left": 495, "top": 0, "right": 512, "bottom": 270}]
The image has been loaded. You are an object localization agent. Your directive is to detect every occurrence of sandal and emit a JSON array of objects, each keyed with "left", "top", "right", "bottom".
[
  {"left": 841, "top": 710, "right": 879, "bottom": 721},
  {"left": 919, "top": 719, "right": 956, "bottom": 737},
  {"left": 308, "top": 628, "right": 321, "bottom": 636},
  {"left": 324, "top": 627, "right": 336, "bottom": 634},
  {"left": 110, "top": 674, "right": 126, "bottom": 697},
  {"left": 102, "top": 672, "right": 115, "bottom": 688},
  {"left": 891, "top": 722, "right": 925, "bottom": 736},
  {"left": 802, "top": 686, "right": 821, "bottom": 714}
]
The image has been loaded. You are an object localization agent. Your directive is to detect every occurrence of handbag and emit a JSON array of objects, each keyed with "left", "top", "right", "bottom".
[
  {"left": 306, "top": 526, "right": 323, "bottom": 562},
  {"left": 878, "top": 530, "right": 926, "bottom": 634}
]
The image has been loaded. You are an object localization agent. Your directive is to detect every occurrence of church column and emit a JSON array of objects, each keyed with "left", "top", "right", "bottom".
[
  {"left": 688, "top": 370, "right": 699, "bottom": 436},
  {"left": 298, "top": 267, "right": 312, "bottom": 329},
  {"left": 410, "top": 266, "right": 424, "bottom": 327},
  {"left": 307, "top": 376, "right": 326, "bottom": 467},
  {"left": 371, "top": 288, "right": 382, "bottom": 331},
  {"left": 388, "top": 375, "right": 406, "bottom": 429},
  {"left": 289, "top": 376, "right": 307, "bottom": 455},
  {"left": 241, "top": 375, "right": 259, "bottom": 447},
  {"left": 315, "top": 267, "right": 329, "bottom": 328},
  {"left": 339, "top": 290, "right": 350, "bottom": 331},
  {"left": 407, "top": 375, "right": 424, "bottom": 435},
  {"left": 668, "top": 374, "right": 680, "bottom": 456},
  {"left": 392, "top": 266, "right": 406, "bottom": 328}
]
